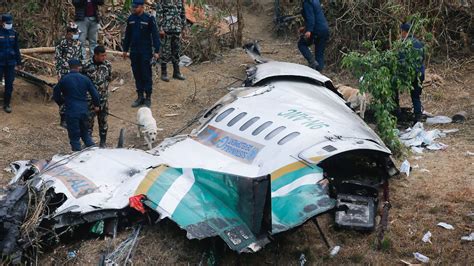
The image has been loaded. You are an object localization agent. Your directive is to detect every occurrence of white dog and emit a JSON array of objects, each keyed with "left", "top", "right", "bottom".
[
  {"left": 336, "top": 84, "right": 371, "bottom": 119},
  {"left": 137, "top": 107, "right": 158, "bottom": 150}
]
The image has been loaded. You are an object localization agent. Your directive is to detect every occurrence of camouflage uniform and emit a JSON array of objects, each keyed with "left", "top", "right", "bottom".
[
  {"left": 156, "top": 0, "right": 186, "bottom": 65},
  {"left": 82, "top": 58, "right": 112, "bottom": 142},
  {"left": 55, "top": 38, "right": 83, "bottom": 124},
  {"left": 55, "top": 38, "right": 83, "bottom": 76}
]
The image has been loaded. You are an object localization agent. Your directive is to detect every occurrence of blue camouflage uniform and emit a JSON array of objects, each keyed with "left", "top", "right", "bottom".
[
  {"left": 298, "top": 0, "right": 329, "bottom": 71},
  {"left": 53, "top": 63, "right": 100, "bottom": 151},
  {"left": 123, "top": 1, "right": 160, "bottom": 102},
  {"left": 0, "top": 14, "right": 22, "bottom": 112},
  {"left": 406, "top": 36, "right": 425, "bottom": 118},
  {"left": 396, "top": 23, "right": 425, "bottom": 121}
]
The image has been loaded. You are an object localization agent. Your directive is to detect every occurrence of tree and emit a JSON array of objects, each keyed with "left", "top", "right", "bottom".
[{"left": 342, "top": 39, "right": 424, "bottom": 155}]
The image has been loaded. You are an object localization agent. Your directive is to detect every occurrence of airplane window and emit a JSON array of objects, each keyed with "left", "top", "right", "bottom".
[
  {"left": 278, "top": 132, "right": 300, "bottom": 145},
  {"left": 265, "top": 126, "right": 286, "bottom": 140},
  {"left": 215, "top": 108, "right": 235, "bottom": 122},
  {"left": 252, "top": 121, "right": 273, "bottom": 136},
  {"left": 240, "top": 117, "right": 260, "bottom": 131},
  {"left": 227, "top": 112, "right": 247, "bottom": 127}
]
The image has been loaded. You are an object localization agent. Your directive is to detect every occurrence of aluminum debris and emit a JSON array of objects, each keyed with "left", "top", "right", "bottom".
[
  {"left": 399, "top": 122, "right": 456, "bottom": 152},
  {"left": 1, "top": 61, "right": 398, "bottom": 261},
  {"left": 437, "top": 222, "right": 454, "bottom": 230}
]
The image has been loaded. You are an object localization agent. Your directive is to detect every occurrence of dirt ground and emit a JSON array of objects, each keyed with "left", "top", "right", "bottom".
[{"left": 1, "top": 4, "right": 473, "bottom": 265}]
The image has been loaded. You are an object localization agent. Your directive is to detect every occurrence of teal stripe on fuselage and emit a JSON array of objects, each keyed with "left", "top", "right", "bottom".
[
  {"left": 272, "top": 183, "right": 335, "bottom": 234},
  {"left": 144, "top": 167, "right": 183, "bottom": 210},
  {"left": 271, "top": 165, "right": 323, "bottom": 192}
]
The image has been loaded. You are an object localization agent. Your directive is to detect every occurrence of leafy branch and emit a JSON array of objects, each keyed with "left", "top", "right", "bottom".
[{"left": 342, "top": 39, "right": 424, "bottom": 155}]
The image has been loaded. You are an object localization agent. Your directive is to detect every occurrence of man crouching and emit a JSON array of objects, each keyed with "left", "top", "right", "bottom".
[{"left": 53, "top": 59, "right": 100, "bottom": 151}]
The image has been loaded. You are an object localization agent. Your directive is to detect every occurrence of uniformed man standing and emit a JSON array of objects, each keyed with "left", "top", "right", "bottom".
[
  {"left": 83, "top": 45, "right": 112, "bottom": 148},
  {"left": 122, "top": 0, "right": 161, "bottom": 108},
  {"left": 396, "top": 23, "right": 425, "bottom": 123},
  {"left": 55, "top": 22, "right": 84, "bottom": 126},
  {"left": 156, "top": 0, "right": 186, "bottom": 81},
  {"left": 298, "top": 0, "right": 329, "bottom": 71},
  {"left": 53, "top": 59, "right": 100, "bottom": 152},
  {"left": 0, "top": 14, "right": 22, "bottom": 114}
]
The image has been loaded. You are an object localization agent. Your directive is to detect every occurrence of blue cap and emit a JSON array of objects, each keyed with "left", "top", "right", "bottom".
[
  {"left": 2, "top": 14, "right": 13, "bottom": 23},
  {"left": 132, "top": 0, "right": 144, "bottom": 7},
  {"left": 67, "top": 59, "right": 82, "bottom": 67},
  {"left": 400, "top": 23, "right": 411, "bottom": 32}
]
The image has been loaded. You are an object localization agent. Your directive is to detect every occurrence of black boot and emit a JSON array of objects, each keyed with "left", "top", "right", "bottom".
[
  {"left": 309, "top": 61, "right": 320, "bottom": 71},
  {"left": 99, "top": 134, "right": 107, "bottom": 148},
  {"left": 3, "top": 105, "right": 11, "bottom": 113},
  {"left": 60, "top": 114, "right": 67, "bottom": 128},
  {"left": 131, "top": 92, "right": 144, "bottom": 108},
  {"left": 144, "top": 94, "right": 151, "bottom": 107},
  {"left": 3, "top": 93, "right": 11, "bottom": 113},
  {"left": 413, "top": 113, "right": 422, "bottom": 125},
  {"left": 161, "top": 63, "right": 169, "bottom": 82},
  {"left": 173, "top": 64, "right": 186, "bottom": 80}
]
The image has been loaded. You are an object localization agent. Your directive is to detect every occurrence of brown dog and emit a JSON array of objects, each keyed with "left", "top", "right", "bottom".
[{"left": 336, "top": 84, "right": 371, "bottom": 119}]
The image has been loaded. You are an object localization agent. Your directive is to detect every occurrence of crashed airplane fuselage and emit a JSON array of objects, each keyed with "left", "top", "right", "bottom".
[{"left": 1, "top": 61, "right": 396, "bottom": 256}]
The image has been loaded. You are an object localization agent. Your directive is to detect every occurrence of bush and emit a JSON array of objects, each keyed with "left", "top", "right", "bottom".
[{"left": 342, "top": 38, "right": 424, "bottom": 155}]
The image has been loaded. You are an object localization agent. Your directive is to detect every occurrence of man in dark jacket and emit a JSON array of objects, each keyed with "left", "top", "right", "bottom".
[
  {"left": 122, "top": 0, "right": 161, "bottom": 108},
  {"left": 53, "top": 59, "right": 100, "bottom": 151},
  {"left": 72, "top": 0, "right": 104, "bottom": 58},
  {"left": 396, "top": 23, "right": 425, "bottom": 123},
  {"left": 298, "top": 0, "right": 329, "bottom": 71},
  {"left": 0, "top": 14, "right": 22, "bottom": 113}
]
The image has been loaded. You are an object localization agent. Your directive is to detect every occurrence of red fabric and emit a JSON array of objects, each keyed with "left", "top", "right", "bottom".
[
  {"left": 85, "top": 0, "right": 96, "bottom": 17},
  {"left": 129, "top": 194, "right": 146, "bottom": 214}
]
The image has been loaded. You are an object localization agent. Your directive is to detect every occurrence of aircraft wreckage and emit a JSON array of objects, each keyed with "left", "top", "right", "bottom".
[{"left": 1, "top": 60, "right": 398, "bottom": 261}]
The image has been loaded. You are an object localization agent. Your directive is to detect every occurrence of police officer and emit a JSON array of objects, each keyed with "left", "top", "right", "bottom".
[
  {"left": 396, "top": 23, "right": 425, "bottom": 123},
  {"left": 53, "top": 59, "right": 100, "bottom": 152},
  {"left": 157, "top": 0, "right": 186, "bottom": 81},
  {"left": 122, "top": 0, "right": 161, "bottom": 108},
  {"left": 83, "top": 45, "right": 112, "bottom": 148},
  {"left": 298, "top": 0, "right": 329, "bottom": 71},
  {"left": 0, "top": 14, "right": 22, "bottom": 113},
  {"left": 55, "top": 22, "right": 84, "bottom": 127}
]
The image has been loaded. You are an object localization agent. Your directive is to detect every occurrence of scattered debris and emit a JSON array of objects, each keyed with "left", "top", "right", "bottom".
[
  {"left": 437, "top": 222, "right": 454, "bottom": 230},
  {"left": 91, "top": 220, "right": 105, "bottom": 235},
  {"left": 452, "top": 111, "right": 468, "bottom": 123},
  {"left": 426, "top": 142, "right": 448, "bottom": 151},
  {"left": 400, "top": 160, "right": 411, "bottom": 177},
  {"left": 299, "top": 253, "right": 307, "bottom": 265},
  {"left": 399, "top": 123, "right": 453, "bottom": 152},
  {"left": 411, "top": 147, "right": 424, "bottom": 154},
  {"left": 179, "top": 55, "right": 193, "bottom": 67},
  {"left": 111, "top": 87, "right": 120, "bottom": 92},
  {"left": 413, "top": 252, "right": 430, "bottom": 263},
  {"left": 466, "top": 151, "right": 474, "bottom": 156},
  {"left": 67, "top": 250, "right": 77, "bottom": 259},
  {"left": 330, "top": 246, "right": 341, "bottom": 257},
  {"left": 419, "top": 169, "right": 430, "bottom": 173},
  {"left": 442, "top": 129, "right": 459, "bottom": 134},
  {"left": 2, "top": 127, "right": 10, "bottom": 133},
  {"left": 400, "top": 259, "right": 419, "bottom": 265},
  {"left": 461, "top": 232, "right": 474, "bottom": 241},
  {"left": 104, "top": 226, "right": 142, "bottom": 265},
  {"left": 426, "top": 116, "right": 452, "bottom": 124},
  {"left": 119, "top": 79, "right": 124, "bottom": 86},
  {"left": 422, "top": 231, "right": 432, "bottom": 243},
  {"left": 164, "top": 113, "right": 179, "bottom": 117}
]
